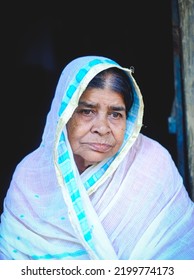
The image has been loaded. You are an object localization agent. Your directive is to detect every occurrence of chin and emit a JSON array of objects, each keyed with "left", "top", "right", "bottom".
[{"left": 84, "top": 152, "right": 113, "bottom": 165}]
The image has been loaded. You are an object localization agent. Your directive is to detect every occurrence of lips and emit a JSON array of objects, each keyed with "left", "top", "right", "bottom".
[{"left": 87, "top": 143, "right": 113, "bottom": 153}]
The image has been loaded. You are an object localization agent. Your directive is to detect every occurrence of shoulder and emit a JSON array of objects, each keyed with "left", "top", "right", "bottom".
[
  {"left": 135, "top": 133, "right": 173, "bottom": 162},
  {"left": 130, "top": 133, "right": 182, "bottom": 185},
  {"left": 12, "top": 147, "right": 53, "bottom": 182}
]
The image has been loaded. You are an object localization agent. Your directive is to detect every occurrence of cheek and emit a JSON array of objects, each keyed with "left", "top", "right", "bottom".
[
  {"left": 67, "top": 119, "right": 87, "bottom": 146},
  {"left": 66, "top": 119, "right": 77, "bottom": 144},
  {"left": 67, "top": 116, "right": 80, "bottom": 135},
  {"left": 116, "top": 131, "right": 125, "bottom": 146},
  {"left": 112, "top": 123, "right": 126, "bottom": 143}
]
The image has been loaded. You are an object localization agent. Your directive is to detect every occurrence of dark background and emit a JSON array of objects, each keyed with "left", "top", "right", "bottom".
[{"left": 1, "top": 1, "right": 175, "bottom": 213}]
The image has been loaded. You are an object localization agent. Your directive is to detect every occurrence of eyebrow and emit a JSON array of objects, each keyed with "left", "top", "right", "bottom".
[
  {"left": 78, "top": 101, "right": 96, "bottom": 108},
  {"left": 78, "top": 101, "right": 126, "bottom": 111}
]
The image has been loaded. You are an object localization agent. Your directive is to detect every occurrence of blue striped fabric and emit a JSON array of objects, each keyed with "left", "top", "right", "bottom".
[{"left": 31, "top": 249, "right": 88, "bottom": 260}]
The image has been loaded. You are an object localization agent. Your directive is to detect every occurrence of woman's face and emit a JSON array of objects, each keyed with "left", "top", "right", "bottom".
[{"left": 67, "top": 88, "right": 127, "bottom": 173}]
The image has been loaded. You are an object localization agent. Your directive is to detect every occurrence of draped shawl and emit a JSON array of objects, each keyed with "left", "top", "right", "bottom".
[{"left": 0, "top": 56, "right": 194, "bottom": 260}]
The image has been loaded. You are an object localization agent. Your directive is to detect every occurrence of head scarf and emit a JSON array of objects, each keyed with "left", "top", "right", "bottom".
[{"left": 0, "top": 56, "right": 193, "bottom": 260}]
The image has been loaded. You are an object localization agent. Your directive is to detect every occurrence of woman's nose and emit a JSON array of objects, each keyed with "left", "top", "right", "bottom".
[{"left": 91, "top": 115, "right": 111, "bottom": 135}]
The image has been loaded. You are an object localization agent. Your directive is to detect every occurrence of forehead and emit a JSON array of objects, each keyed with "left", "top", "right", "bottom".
[{"left": 79, "top": 88, "right": 125, "bottom": 105}]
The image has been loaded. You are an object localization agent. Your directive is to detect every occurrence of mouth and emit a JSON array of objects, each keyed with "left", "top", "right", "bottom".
[{"left": 87, "top": 143, "right": 113, "bottom": 153}]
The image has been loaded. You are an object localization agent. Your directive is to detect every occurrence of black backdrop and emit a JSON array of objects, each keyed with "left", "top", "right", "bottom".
[{"left": 1, "top": 0, "right": 175, "bottom": 213}]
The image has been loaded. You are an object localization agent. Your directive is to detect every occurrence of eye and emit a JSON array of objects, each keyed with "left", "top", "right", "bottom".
[
  {"left": 110, "top": 112, "right": 123, "bottom": 119},
  {"left": 83, "top": 109, "right": 93, "bottom": 115}
]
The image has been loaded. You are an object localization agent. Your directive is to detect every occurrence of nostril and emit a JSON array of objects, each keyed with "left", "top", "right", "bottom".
[{"left": 91, "top": 123, "right": 111, "bottom": 135}]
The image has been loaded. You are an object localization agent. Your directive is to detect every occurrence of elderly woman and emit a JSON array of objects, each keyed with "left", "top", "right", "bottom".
[{"left": 0, "top": 56, "right": 194, "bottom": 260}]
